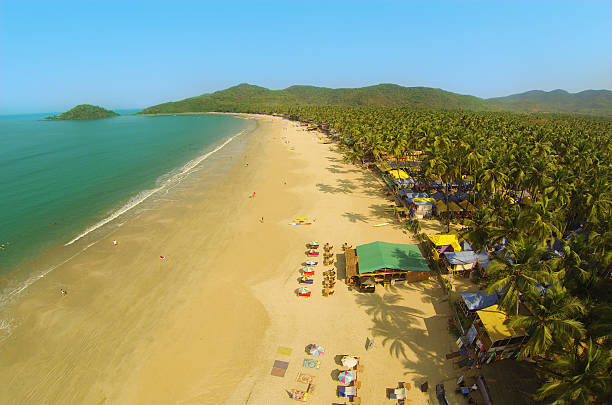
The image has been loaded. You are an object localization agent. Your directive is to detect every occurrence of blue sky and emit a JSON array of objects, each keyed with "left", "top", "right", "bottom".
[{"left": 1, "top": 0, "right": 610, "bottom": 113}]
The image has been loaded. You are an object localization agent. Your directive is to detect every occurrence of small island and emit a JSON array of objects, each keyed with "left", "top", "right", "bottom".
[{"left": 46, "top": 104, "right": 119, "bottom": 120}]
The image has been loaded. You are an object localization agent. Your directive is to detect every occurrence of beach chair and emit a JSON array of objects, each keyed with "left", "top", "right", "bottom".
[
  {"left": 389, "top": 388, "right": 407, "bottom": 399},
  {"left": 338, "top": 385, "right": 357, "bottom": 398},
  {"left": 299, "top": 276, "right": 314, "bottom": 284},
  {"left": 289, "top": 389, "right": 308, "bottom": 402},
  {"left": 328, "top": 289, "right": 335, "bottom": 296}
]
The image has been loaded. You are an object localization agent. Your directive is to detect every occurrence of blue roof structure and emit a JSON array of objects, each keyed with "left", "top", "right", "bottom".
[
  {"left": 475, "top": 251, "right": 491, "bottom": 269},
  {"left": 404, "top": 192, "right": 429, "bottom": 201},
  {"left": 461, "top": 291, "right": 499, "bottom": 311},
  {"left": 449, "top": 191, "right": 469, "bottom": 202},
  {"left": 394, "top": 178, "right": 415, "bottom": 185},
  {"left": 430, "top": 192, "right": 446, "bottom": 201},
  {"left": 444, "top": 251, "right": 479, "bottom": 265}
]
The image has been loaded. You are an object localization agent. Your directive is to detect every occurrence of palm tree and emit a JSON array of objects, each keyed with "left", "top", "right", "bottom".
[
  {"left": 486, "top": 237, "right": 550, "bottom": 315},
  {"left": 517, "top": 197, "right": 562, "bottom": 244},
  {"left": 535, "top": 338, "right": 611, "bottom": 405},
  {"left": 508, "top": 282, "right": 585, "bottom": 359}
]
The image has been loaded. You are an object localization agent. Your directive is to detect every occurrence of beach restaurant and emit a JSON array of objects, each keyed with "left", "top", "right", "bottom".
[{"left": 345, "top": 241, "right": 430, "bottom": 291}]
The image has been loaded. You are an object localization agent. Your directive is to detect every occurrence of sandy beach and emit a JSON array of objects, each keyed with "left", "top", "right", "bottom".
[{"left": 0, "top": 114, "right": 462, "bottom": 404}]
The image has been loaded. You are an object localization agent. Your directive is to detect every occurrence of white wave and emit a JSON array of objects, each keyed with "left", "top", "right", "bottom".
[{"left": 65, "top": 127, "right": 249, "bottom": 246}]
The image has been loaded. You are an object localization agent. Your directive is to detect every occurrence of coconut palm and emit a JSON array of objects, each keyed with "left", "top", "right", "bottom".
[
  {"left": 535, "top": 338, "right": 611, "bottom": 405},
  {"left": 486, "top": 237, "right": 551, "bottom": 315},
  {"left": 508, "top": 282, "right": 585, "bottom": 359}
]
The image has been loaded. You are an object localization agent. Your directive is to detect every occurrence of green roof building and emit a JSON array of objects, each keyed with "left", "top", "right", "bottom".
[{"left": 346, "top": 242, "right": 430, "bottom": 289}]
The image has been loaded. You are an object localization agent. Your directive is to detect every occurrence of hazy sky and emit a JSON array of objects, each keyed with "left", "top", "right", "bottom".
[{"left": 1, "top": 0, "right": 610, "bottom": 113}]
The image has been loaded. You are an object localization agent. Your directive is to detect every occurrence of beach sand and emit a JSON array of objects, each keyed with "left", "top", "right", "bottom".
[{"left": 0, "top": 115, "right": 463, "bottom": 404}]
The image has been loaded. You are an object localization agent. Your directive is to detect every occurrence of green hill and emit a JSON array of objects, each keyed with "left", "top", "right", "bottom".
[
  {"left": 139, "top": 84, "right": 612, "bottom": 116},
  {"left": 47, "top": 104, "right": 119, "bottom": 120},
  {"left": 140, "top": 83, "right": 490, "bottom": 114},
  {"left": 487, "top": 89, "right": 612, "bottom": 116}
]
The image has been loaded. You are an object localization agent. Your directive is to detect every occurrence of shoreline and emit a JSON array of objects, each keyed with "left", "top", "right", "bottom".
[
  {"left": 0, "top": 117, "right": 254, "bottom": 313},
  {"left": 0, "top": 114, "right": 461, "bottom": 404}
]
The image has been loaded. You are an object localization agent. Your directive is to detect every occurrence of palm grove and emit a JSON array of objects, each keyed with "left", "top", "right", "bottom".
[{"left": 249, "top": 105, "right": 611, "bottom": 404}]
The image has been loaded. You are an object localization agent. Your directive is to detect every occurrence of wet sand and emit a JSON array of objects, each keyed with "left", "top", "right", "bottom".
[{"left": 0, "top": 115, "right": 463, "bottom": 404}]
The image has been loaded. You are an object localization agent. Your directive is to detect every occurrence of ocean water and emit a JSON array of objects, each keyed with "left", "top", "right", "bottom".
[{"left": 0, "top": 112, "right": 248, "bottom": 285}]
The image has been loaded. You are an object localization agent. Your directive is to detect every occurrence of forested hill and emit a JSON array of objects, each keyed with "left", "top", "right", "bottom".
[
  {"left": 488, "top": 89, "right": 612, "bottom": 116},
  {"left": 46, "top": 104, "right": 119, "bottom": 120},
  {"left": 139, "top": 84, "right": 489, "bottom": 113},
  {"left": 139, "top": 84, "right": 612, "bottom": 116}
]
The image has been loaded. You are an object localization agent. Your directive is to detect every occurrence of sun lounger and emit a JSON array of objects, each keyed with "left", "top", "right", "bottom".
[
  {"left": 338, "top": 385, "right": 357, "bottom": 397},
  {"left": 299, "top": 276, "right": 314, "bottom": 284},
  {"left": 303, "top": 358, "right": 320, "bottom": 369},
  {"left": 390, "top": 388, "right": 407, "bottom": 399},
  {"left": 290, "top": 389, "right": 308, "bottom": 402}
]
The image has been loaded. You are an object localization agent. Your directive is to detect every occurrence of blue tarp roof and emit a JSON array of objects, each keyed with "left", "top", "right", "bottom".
[
  {"left": 449, "top": 191, "right": 469, "bottom": 202},
  {"left": 430, "top": 192, "right": 446, "bottom": 202},
  {"left": 475, "top": 251, "right": 491, "bottom": 269},
  {"left": 461, "top": 291, "right": 498, "bottom": 311},
  {"left": 404, "top": 192, "right": 429, "bottom": 201},
  {"left": 444, "top": 251, "right": 479, "bottom": 264},
  {"left": 461, "top": 240, "right": 473, "bottom": 251},
  {"left": 398, "top": 188, "right": 413, "bottom": 197},
  {"left": 394, "top": 178, "right": 415, "bottom": 185}
]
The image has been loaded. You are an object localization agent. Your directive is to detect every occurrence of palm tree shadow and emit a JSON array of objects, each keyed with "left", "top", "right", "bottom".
[
  {"left": 354, "top": 283, "right": 454, "bottom": 381},
  {"left": 342, "top": 212, "right": 369, "bottom": 223}
]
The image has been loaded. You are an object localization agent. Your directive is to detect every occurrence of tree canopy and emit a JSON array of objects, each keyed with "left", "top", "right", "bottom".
[{"left": 47, "top": 104, "right": 119, "bottom": 120}]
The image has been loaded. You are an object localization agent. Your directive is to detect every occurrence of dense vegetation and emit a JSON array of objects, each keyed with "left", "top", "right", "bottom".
[
  {"left": 47, "top": 104, "right": 119, "bottom": 120},
  {"left": 139, "top": 83, "right": 612, "bottom": 116},
  {"left": 489, "top": 89, "right": 612, "bottom": 116},
  {"left": 252, "top": 105, "right": 611, "bottom": 404}
]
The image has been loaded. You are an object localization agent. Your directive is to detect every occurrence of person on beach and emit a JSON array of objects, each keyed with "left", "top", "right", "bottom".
[
  {"left": 113, "top": 240, "right": 118, "bottom": 246},
  {"left": 260, "top": 217, "right": 264, "bottom": 223},
  {"left": 60, "top": 289, "right": 68, "bottom": 296}
]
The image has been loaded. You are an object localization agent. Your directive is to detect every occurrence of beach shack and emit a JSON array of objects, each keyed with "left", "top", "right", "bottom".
[
  {"left": 411, "top": 198, "right": 435, "bottom": 218},
  {"left": 472, "top": 305, "right": 527, "bottom": 357},
  {"left": 345, "top": 241, "right": 430, "bottom": 291},
  {"left": 426, "top": 234, "right": 462, "bottom": 261},
  {"left": 443, "top": 251, "right": 479, "bottom": 276},
  {"left": 458, "top": 291, "right": 499, "bottom": 321}
]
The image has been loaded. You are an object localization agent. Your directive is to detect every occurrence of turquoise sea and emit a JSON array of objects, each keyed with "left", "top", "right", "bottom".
[{"left": 0, "top": 112, "right": 248, "bottom": 287}]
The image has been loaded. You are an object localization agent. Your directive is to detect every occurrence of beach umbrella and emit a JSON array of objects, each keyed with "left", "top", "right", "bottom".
[
  {"left": 309, "top": 344, "right": 325, "bottom": 357},
  {"left": 341, "top": 356, "right": 358, "bottom": 368},
  {"left": 338, "top": 370, "right": 356, "bottom": 384}
]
